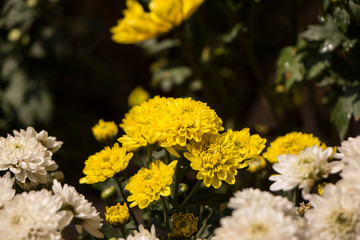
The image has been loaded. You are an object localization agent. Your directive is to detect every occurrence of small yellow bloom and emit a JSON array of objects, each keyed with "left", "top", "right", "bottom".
[
  {"left": 105, "top": 202, "right": 130, "bottom": 226},
  {"left": 92, "top": 119, "right": 118, "bottom": 143},
  {"left": 111, "top": 0, "right": 204, "bottom": 44},
  {"left": 168, "top": 212, "right": 199, "bottom": 239},
  {"left": 246, "top": 155, "right": 267, "bottom": 173},
  {"left": 263, "top": 131, "right": 326, "bottom": 163},
  {"left": 126, "top": 160, "right": 177, "bottom": 209},
  {"left": 184, "top": 132, "right": 246, "bottom": 189},
  {"left": 128, "top": 86, "right": 151, "bottom": 107},
  {"left": 80, "top": 143, "right": 133, "bottom": 184}
]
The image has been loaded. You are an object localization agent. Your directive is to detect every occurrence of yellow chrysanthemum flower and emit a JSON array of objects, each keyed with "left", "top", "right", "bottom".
[
  {"left": 263, "top": 131, "right": 326, "bottom": 163},
  {"left": 228, "top": 128, "right": 266, "bottom": 160},
  {"left": 128, "top": 86, "right": 151, "bottom": 107},
  {"left": 184, "top": 132, "right": 246, "bottom": 189},
  {"left": 168, "top": 212, "right": 199, "bottom": 239},
  {"left": 126, "top": 160, "right": 177, "bottom": 209},
  {"left": 118, "top": 96, "right": 224, "bottom": 151},
  {"left": 92, "top": 119, "right": 118, "bottom": 143},
  {"left": 80, "top": 143, "right": 133, "bottom": 184},
  {"left": 110, "top": 0, "right": 204, "bottom": 44},
  {"left": 105, "top": 202, "right": 130, "bottom": 226}
]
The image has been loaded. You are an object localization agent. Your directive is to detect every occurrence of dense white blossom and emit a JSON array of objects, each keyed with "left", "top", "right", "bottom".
[
  {"left": 269, "top": 146, "right": 343, "bottom": 200},
  {"left": 0, "top": 189, "right": 72, "bottom": 240},
  {"left": 118, "top": 225, "right": 159, "bottom": 240},
  {"left": 52, "top": 180, "right": 103, "bottom": 238},
  {"left": 0, "top": 172, "right": 15, "bottom": 207}
]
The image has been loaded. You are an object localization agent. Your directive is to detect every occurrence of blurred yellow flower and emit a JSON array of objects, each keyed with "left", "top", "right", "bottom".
[
  {"left": 126, "top": 160, "right": 177, "bottom": 209},
  {"left": 168, "top": 212, "right": 199, "bottom": 239},
  {"left": 92, "top": 119, "right": 118, "bottom": 143},
  {"left": 105, "top": 202, "right": 130, "bottom": 226},
  {"left": 128, "top": 86, "right": 150, "bottom": 107},
  {"left": 118, "top": 96, "right": 224, "bottom": 151},
  {"left": 184, "top": 132, "right": 247, "bottom": 189},
  {"left": 80, "top": 143, "right": 133, "bottom": 184},
  {"left": 263, "top": 131, "right": 326, "bottom": 163},
  {"left": 246, "top": 155, "right": 267, "bottom": 173},
  {"left": 110, "top": 0, "right": 204, "bottom": 44}
]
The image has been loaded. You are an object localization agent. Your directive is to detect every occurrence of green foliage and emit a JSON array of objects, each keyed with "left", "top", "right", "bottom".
[{"left": 276, "top": 1, "right": 360, "bottom": 140}]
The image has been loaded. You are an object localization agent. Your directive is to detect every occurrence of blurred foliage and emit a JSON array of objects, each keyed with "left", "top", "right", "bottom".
[{"left": 276, "top": 0, "right": 360, "bottom": 140}]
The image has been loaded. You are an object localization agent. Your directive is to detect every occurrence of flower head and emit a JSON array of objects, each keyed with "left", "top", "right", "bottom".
[
  {"left": 269, "top": 146, "right": 343, "bottom": 200},
  {"left": 334, "top": 135, "right": 360, "bottom": 163},
  {"left": 105, "top": 202, "right": 130, "bottom": 226},
  {"left": 111, "top": 0, "right": 204, "bottom": 44},
  {"left": 80, "top": 143, "right": 133, "bottom": 184},
  {"left": 119, "top": 224, "right": 159, "bottom": 240},
  {"left": 227, "top": 188, "right": 297, "bottom": 217},
  {"left": 0, "top": 189, "right": 73, "bottom": 240},
  {"left": 92, "top": 119, "right": 118, "bottom": 143},
  {"left": 119, "top": 96, "right": 223, "bottom": 151},
  {"left": 263, "top": 131, "right": 326, "bottom": 163},
  {"left": 168, "top": 212, "right": 199, "bottom": 239},
  {"left": 128, "top": 86, "right": 151, "bottom": 107},
  {"left": 0, "top": 130, "right": 57, "bottom": 183},
  {"left": 184, "top": 132, "right": 246, "bottom": 188},
  {"left": 0, "top": 172, "right": 15, "bottom": 207},
  {"left": 214, "top": 189, "right": 304, "bottom": 240},
  {"left": 126, "top": 160, "right": 177, "bottom": 209},
  {"left": 305, "top": 184, "right": 360, "bottom": 240},
  {"left": 52, "top": 180, "right": 104, "bottom": 238},
  {"left": 13, "top": 127, "right": 63, "bottom": 153}
]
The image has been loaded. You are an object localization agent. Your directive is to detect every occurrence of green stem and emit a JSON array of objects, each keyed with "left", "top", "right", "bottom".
[
  {"left": 161, "top": 196, "right": 171, "bottom": 233},
  {"left": 172, "top": 160, "right": 181, "bottom": 205},
  {"left": 114, "top": 177, "right": 139, "bottom": 227},
  {"left": 195, "top": 204, "right": 219, "bottom": 238},
  {"left": 182, "top": 180, "right": 202, "bottom": 206},
  {"left": 146, "top": 146, "right": 153, "bottom": 167},
  {"left": 135, "top": 151, "right": 144, "bottom": 168},
  {"left": 120, "top": 225, "right": 126, "bottom": 238},
  {"left": 292, "top": 187, "right": 298, "bottom": 206}
]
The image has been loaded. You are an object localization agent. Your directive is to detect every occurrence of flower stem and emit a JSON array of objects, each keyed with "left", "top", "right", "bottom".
[
  {"left": 161, "top": 196, "right": 171, "bottom": 233},
  {"left": 120, "top": 225, "right": 126, "bottom": 238},
  {"left": 172, "top": 160, "right": 181, "bottom": 205},
  {"left": 146, "top": 146, "right": 153, "bottom": 167},
  {"left": 114, "top": 177, "right": 139, "bottom": 227},
  {"left": 135, "top": 151, "right": 144, "bottom": 168},
  {"left": 195, "top": 203, "right": 219, "bottom": 238},
  {"left": 182, "top": 180, "right": 201, "bottom": 206}
]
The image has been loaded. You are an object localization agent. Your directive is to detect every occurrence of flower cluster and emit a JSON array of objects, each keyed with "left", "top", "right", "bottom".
[{"left": 111, "top": 0, "right": 204, "bottom": 44}]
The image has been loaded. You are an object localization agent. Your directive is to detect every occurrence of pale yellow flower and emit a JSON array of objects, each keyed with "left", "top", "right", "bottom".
[{"left": 111, "top": 0, "right": 204, "bottom": 44}]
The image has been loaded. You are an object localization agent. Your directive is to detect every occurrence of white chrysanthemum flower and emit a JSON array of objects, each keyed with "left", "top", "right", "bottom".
[
  {"left": 228, "top": 188, "right": 296, "bottom": 217},
  {"left": 14, "top": 127, "right": 63, "bottom": 153},
  {"left": 118, "top": 225, "right": 159, "bottom": 240},
  {"left": 52, "top": 180, "right": 104, "bottom": 238},
  {"left": 269, "top": 146, "right": 343, "bottom": 200},
  {"left": 213, "top": 207, "right": 302, "bottom": 240},
  {"left": 0, "top": 189, "right": 73, "bottom": 240},
  {"left": 305, "top": 184, "right": 360, "bottom": 240},
  {"left": 334, "top": 135, "right": 360, "bottom": 163},
  {"left": 0, "top": 172, "right": 15, "bottom": 207},
  {"left": 0, "top": 133, "right": 58, "bottom": 183}
]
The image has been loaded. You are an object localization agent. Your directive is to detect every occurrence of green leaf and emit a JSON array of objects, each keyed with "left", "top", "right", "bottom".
[
  {"left": 100, "top": 223, "right": 122, "bottom": 239},
  {"left": 275, "top": 46, "right": 306, "bottom": 89},
  {"left": 330, "top": 86, "right": 360, "bottom": 140},
  {"left": 301, "top": 16, "right": 347, "bottom": 53}
]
